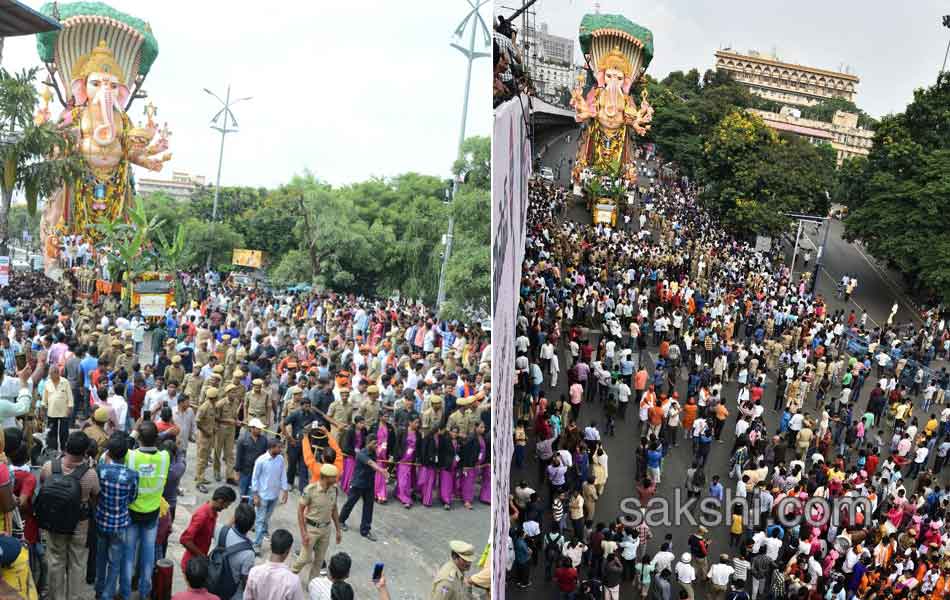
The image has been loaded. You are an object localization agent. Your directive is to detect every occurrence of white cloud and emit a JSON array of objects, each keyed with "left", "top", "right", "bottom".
[
  {"left": 500, "top": 0, "right": 949, "bottom": 119},
  {"left": 2, "top": 0, "right": 492, "bottom": 188}
]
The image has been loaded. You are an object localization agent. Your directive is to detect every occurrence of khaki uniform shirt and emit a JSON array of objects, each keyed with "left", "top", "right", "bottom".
[
  {"left": 430, "top": 561, "right": 469, "bottom": 600},
  {"left": 216, "top": 398, "right": 238, "bottom": 429},
  {"left": 84, "top": 423, "right": 109, "bottom": 457},
  {"left": 300, "top": 481, "right": 338, "bottom": 527},
  {"left": 446, "top": 409, "right": 467, "bottom": 436},
  {"left": 183, "top": 373, "right": 203, "bottom": 402},
  {"left": 326, "top": 400, "right": 353, "bottom": 426},
  {"left": 164, "top": 365, "right": 185, "bottom": 387},
  {"left": 196, "top": 400, "right": 216, "bottom": 435},
  {"left": 421, "top": 407, "right": 444, "bottom": 436},
  {"left": 246, "top": 390, "right": 269, "bottom": 420},
  {"left": 359, "top": 398, "right": 380, "bottom": 426}
]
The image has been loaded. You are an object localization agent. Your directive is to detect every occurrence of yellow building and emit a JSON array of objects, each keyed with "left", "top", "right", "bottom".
[{"left": 714, "top": 49, "right": 858, "bottom": 107}]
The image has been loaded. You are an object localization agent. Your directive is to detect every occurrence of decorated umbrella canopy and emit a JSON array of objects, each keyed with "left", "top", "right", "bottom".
[
  {"left": 579, "top": 13, "right": 654, "bottom": 82},
  {"left": 35, "top": 1, "right": 159, "bottom": 108}
]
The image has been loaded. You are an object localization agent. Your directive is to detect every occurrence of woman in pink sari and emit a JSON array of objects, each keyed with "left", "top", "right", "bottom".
[
  {"left": 340, "top": 417, "right": 368, "bottom": 493},
  {"left": 437, "top": 426, "right": 461, "bottom": 509},
  {"left": 394, "top": 417, "right": 421, "bottom": 508},
  {"left": 459, "top": 422, "right": 490, "bottom": 509},
  {"left": 373, "top": 412, "right": 393, "bottom": 502},
  {"left": 417, "top": 428, "right": 439, "bottom": 506},
  {"left": 477, "top": 422, "right": 491, "bottom": 505}
]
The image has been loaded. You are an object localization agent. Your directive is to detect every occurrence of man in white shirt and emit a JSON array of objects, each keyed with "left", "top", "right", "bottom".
[
  {"left": 107, "top": 382, "right": 128, "bottom": 431},
  {"left": 651, "top": 543, "right": 675, "bottom": 573},
  {"left": 144, "top": 378, "right": 169, "bottom": 411},
  {"left": 707, "top": 554, "right": 735, "bottom": 594},
  {"left": 675, "top": 553, "right": 697, "bottom": 599}
]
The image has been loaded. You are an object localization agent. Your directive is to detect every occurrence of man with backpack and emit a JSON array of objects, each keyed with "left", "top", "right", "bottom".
[
  {"left": 94, "top": 432, "right": 139, "bottom": 600},
  {"left": 36, "top": 431, "right": 99, "bottom": 600},
  {"left": 180, "top": 486, "right": 238, "bottom": 574},
  {"left": 207, "top": 502, "right": 256, "bottom": 600},
  {"left": 125, "top": 421, "right": 172, "bottom": 600}
]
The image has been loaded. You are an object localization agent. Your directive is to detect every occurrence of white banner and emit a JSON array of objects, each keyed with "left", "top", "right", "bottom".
[
  {"left": 491, "top": 95, "right": 531, "bottom": 595},
  {"left": 0, "top": 256, "right": 9, "bottom": 287},
  {"left": 138, "top": 294, "right": 167, "bottom": 317}
]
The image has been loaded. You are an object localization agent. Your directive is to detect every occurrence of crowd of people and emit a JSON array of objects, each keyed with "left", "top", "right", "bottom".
[
  {"left": 505, "top": 155, "right": 950, "bottom": 600},
  {"left": 0, "top": 271, "right": 493, "bottom": 599}
]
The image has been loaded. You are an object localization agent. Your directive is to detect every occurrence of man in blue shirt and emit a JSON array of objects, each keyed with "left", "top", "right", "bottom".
[
  {"left": 250, "top": 437, "right": 289, "bottom": 549},
  {"left": 80, "top": 347, "right": 99, "bottom": 392},
  {"left": 96, "top": 433, "right": 139, "bottom": 600}
]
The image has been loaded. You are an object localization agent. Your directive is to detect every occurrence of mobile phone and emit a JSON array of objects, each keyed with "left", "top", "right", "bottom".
[
  {"left": 240, "top": 495, "right": 251, "bottom": 505},
  {"left": 372, "top": 562, "right": 384, "bottom": 582},
  {"left": 143, "top": 409, "right": 151, "bottom": 421}
]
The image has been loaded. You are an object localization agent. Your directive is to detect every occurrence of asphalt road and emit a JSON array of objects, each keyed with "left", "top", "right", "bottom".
[
  {"left": 131, "top": 338, "right": 489, "bottom": 600},
  {"left": 507, "top": 131, "right": 947, "bottom": 597}
]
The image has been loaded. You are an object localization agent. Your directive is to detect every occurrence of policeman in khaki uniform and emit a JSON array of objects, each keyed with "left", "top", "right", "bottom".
[
  {"left": 292, "top": 463, "right": 342, "bottom": 587},
  {"left": 195, "top": 387, "right": 219, "bottom": 485},
  {"left": 325, "top": 387, "right": 354, "bottom": 444},
  {"left": 183, "top": 364, "right": 203, "bottom": 403},
  {"left": 359, "top": 385, "right": 381, "bottom": 429},
  {"left": 224, "top": 338, "right": 239, "bottom": 381},
  {"left": 245, "top": 378, "right": 271, "bottom": 428},
  {"left": 447, "top": 396, "right": 475, "bottom": 437},
  {"left": 215, "top": 383, "right": 241, "bottom": 483},
  {"left": 430, "top": 540, "right": 475, "bottom": 600},
  {"left": 165, "top": 355, "right": 185, "bottom": 387},
  {"left": 82, "top": 407, "right": 111, "bottom": 458},
  {"left": 115, "top": 343, "right": 134, "bottom": 374},
  {"left": 422, "top": 395, "right": 445, "bottom": 437}
]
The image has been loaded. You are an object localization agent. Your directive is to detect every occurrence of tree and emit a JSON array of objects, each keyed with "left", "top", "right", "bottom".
[
  {"left": 0, "top": 67, "right": 81, "bottom": 254},
  {"left": 844, "top": 72, "right": 950, "bottom": 301},
  {"left": 700, "top": 110, "right": 835, "bottom": 236},
  {"left": 179, "top": 219, "right": 245, "bottom": 271},
  {"left": 798, "top": 97, "right": 875, "bottom": 130}
]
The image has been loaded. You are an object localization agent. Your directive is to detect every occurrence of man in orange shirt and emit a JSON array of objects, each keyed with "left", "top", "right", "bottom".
[
  {"left": 714, "top": 402, "right": 729, "bottom": 442},
  {"left": 302, "top": 423, "right": 345, "bottom": 484},
  {"left": 648, "top": 397, "right": 665, "bottom": 439}
]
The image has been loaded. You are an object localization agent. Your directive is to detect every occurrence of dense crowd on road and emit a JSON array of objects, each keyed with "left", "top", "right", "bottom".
[
  {"left": 0, "top": 270, "right": 492, "bottom": 600},
  {"left": 506, "top": 160, "right": 950, "bottom": 600}
]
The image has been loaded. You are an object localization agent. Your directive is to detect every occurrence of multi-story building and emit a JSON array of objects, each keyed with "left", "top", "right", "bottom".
[
  {"left": 136, "top": 171, "right": 206, "bottom": 201},
  {"left": 714, "top": 49, "right": 872, "bottom": 165},
  {"left": 748, "top": 108, "right": 874, "bottom": 165},
  {"left": 714, "top": 49, "right": 858, "bottom": 107},
  {"left": 522, "top": 22, "right": 575, "bottom": 105}
]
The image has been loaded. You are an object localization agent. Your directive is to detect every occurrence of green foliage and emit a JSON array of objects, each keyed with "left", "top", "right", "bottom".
[
  {"left": 178, "top": 219, "right": 245, "bottom": 271},
  {"left": 843, "top": 73, "right": 950, "bottom": 301},
  {"left": 798, "top": 97, "right": 876, "bottom": 130},
  {"left": 135, "top": 137, "right": 488, "bottom": 311},
  {"left": 700, "top": 111, "right": 836, "bottom": 236},
  {"left": 0, "top": 67, "right": 82, "bottom": 252}
]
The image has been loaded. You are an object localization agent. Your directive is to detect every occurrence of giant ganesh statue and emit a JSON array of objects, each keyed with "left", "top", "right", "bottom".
[
  {"left": 33, "top": 2, "right": 170, "bottom": 272},
  {"left": 570, "top": 14, "right": 654, "bottom": 186}
]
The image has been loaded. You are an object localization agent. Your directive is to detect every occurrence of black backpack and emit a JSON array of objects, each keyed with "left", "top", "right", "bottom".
[
  {"left": 207, "top": 526, "right": 253, "bottom": 599},
  {"left": 34, "top": 459, "right": 89, "bottom": 534}
]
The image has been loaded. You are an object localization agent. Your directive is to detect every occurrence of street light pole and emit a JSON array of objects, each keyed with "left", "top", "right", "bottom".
[
  {"left": 942, "top": 15, "right": 950, "bottom": 75},
  {"left": 204, "top": 85, "right": 251, "bottom": 270},
  {"left": 437, "top": 0, "right": 490, "bottom": 312}
]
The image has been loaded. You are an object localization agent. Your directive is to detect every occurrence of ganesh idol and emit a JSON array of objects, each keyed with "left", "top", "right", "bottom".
[
  {"left": 571, "top": 46, "right": 653, "bottom": 185},
  {"left": 38, "top": 40, "right": 171, "bottom": 257}
]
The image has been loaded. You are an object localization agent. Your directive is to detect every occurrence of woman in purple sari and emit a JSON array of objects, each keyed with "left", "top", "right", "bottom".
[
  {"left": 373, "top": 412, "right": 393, "bottom": 502},
  {"left": 394, "top": 416, "right": 421, "bottom": 508},
  {"left": 340, "top": 416, "right": 367, "bottom": 493},
  {"left": 417, "top": 427, "right": 440, "bottom": 506},
  {"left": 437, "top": 425, "right": 461, "bottom": 509},
  {"left": 459, "top": 421, "right": 489, "bottom": 509}
]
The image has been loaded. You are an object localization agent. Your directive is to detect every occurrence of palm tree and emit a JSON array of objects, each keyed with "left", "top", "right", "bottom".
[{"left": 0, "top": 67, "right": 82, "bottom": 255}]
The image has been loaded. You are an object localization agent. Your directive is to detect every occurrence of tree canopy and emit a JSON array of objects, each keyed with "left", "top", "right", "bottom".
[
  {"left": 842, "top": 73, "right": 950, "bottom": 302},
  {"left": 644, "top": 69, "right": 836, "bottom": 236},
  {"left": 131, "top": 136, "right": 490, "bottom": 315}
]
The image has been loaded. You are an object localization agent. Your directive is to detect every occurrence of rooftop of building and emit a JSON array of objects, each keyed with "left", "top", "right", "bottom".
[{"left": 715, "top": 49, "right": 859, "bottom": 83}]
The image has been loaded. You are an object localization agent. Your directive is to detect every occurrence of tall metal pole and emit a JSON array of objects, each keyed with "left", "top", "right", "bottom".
[
  {"left": 789, "top": 219, "right": 803, "bottom": 283},
  {"left": 204, "top": 86, "right": 250, "bottom": 270},
  {"left": 942, "top": 37, "right": 950, "bottom": 75},
  {"left": 437, "top": 0, "right": 489, "bottom": 312},
  {"left": 811, "top": 217, "right": 831, "bottom": 294}
]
